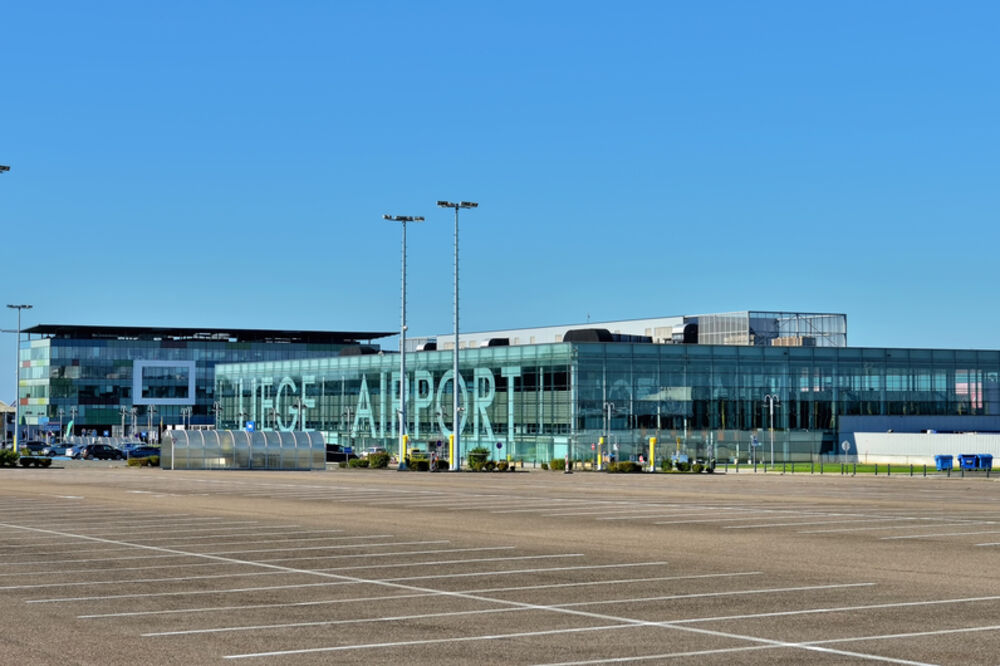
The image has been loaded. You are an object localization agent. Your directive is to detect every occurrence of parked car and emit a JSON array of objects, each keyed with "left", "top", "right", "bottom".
[
  {"left": 21, "top": 441, "right": 50, "bottom": 456},
  {"left": 43, "top": 444, "right": 67, "bottom": 457},
  {"left": 362, "top": 447, "right": 387, "bottom": 459},
  {"left": 79, "top": 443, "right": 125, "bottom": 460},
  {"left": 325, "top": 444, "right": 358, "bottom": 463},
  {"left": 127, "top": 446, "right": 161, "bottom": 459},
  {"left": 65, "top": 444, "right": 85, "bottom": 459}
]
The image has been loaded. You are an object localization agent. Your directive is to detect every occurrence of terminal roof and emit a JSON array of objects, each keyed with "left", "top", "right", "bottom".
[{"left": 24, "top": 324, "right": 393, "bottom": 345}]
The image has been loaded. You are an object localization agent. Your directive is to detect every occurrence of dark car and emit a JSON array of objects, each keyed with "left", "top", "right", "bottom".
[
  {"left": 79, "top": 443, "right": 124, "bottom": 460},
  {"left": 325, "top": 444, "right": 358, "bottom": 463},
  {"left": 127, "top": 446, "right": 161, "bottom": 459},
  {"left": 21, "top": 441, "right": 50, "bottom": 456}
]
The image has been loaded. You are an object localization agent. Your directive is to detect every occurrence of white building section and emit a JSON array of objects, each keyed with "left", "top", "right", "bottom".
[{"left": 854, "top": 432, "right": 1000, "bottom": 466}]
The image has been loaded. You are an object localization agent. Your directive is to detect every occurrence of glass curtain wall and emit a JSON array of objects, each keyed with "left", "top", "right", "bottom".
[{"left": 215, "top": 343, "right": 1000, "bottom": 466}]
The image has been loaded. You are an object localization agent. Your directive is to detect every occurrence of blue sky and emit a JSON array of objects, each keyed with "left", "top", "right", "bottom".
[{"left": 2, "top": 1, "right": 999, "bottom": 401}]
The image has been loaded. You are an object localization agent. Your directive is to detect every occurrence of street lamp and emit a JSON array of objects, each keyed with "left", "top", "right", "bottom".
[
  {"left": 437, "top": 200, "right": 478, "bottom": 471},
  {"left": 120, "top": 406, "right": 129, "bottom": 438},
  {"left": 70, "top": 406, "right": 78, "bottom": 438},
  {"left": 763, "top": 394, "right": 780, "bottom": 467},
  {"left": 180, "top": 406, "right": 192, "bottom": 429},
  {"left": 7, "top": 304, "right": 32, "bottom": 451},
  {"left": 147, "top": 405, "right": 157, "bottom": 442},
  {"left": 212, "top": 401, "right": 223, "bottom": 429},
  {"left": 383, "top": 214, "right": 424, "bottom": 464},
  {"left": 602, "top": 401, "right": 615, "bottom": 471}
]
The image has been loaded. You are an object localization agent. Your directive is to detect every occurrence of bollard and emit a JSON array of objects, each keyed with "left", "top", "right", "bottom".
[
  {"left": 782, "top": 462, "right": 786, "bottom": 475},
  {"left": 923, "top": 464, "right": 927, "bottom": 477},
  {"left": 753, "top": 460, "right": 758, "bottom": 473},
  {"left": 564, "top": 453, "right": 572, "bottom": 474},
  {"left": 887, "top": 464, "right": 891, "bottom": 477},
  {"left": 811, "top": 461, "right": 814, "bottom": 475},
  {"left": 853, "top": 463, "right": 856, "bottom": 476},
  {"left": 909, "top": 464, "right": 913, "bottom": 477}
]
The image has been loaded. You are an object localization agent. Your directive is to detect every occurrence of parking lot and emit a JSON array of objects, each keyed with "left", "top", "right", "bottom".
[{"left": 1, "top": 465, "right": 999, "bottom": 664}]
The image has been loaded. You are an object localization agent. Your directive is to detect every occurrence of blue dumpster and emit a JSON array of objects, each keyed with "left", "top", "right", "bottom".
[
  {"left": 934, "top": 455, "right": 953, "bottom": 471},
  {"left": 977, "top": 454, "right": 994, "bottom": 470},
  {"left": 958, "top": 454, "right": 978, "bottom": 471}
]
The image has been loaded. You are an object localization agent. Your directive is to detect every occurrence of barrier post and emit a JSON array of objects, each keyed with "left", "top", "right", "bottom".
[
  {"left": 649, "top": 437, "right": 656, "bottom": 473},
  {"left": 448, "top": 434, "right": 455, "bottom": 470}
]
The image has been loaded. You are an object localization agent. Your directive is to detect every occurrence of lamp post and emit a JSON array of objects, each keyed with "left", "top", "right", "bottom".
[
  {"left": 120, "top": 406, "right": 128, "bottom": 438},
  {"left": 383, "top": 214, "right": 424, "bottom": 464},
  {"left": 7, "top": 304, "right": 32, "bottom": 451},
  {"left": 70, "top": 406, "right": 78, "bottom": 438},
  {"left": 763, "top": 394, "right": 779, "bottom": 468},
  {"left": 212, "top": 401, "right": 223, "bottom": 429},
  {"left": 130, "top": 406, "right": 137, "bottom": 436},
  {"left": 58, "top": 408, "right": 64, "bottom": 441},
  {"left": 147, "top": 405, "right": 157, "bottom": 442},
  {"left": 602, "top": 401, "right": 615, "bottom": 471},
  {"left": 342, "top": 406, "right": 354, "bottom": 451},
  {"left": 437, "top": 200, "right": 478, "bottom": 471},
  {"left": 180, "top": 406, "right": 192, "bottom": 429}
]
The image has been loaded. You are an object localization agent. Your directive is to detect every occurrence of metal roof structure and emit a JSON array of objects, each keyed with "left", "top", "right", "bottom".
[{"left": 24, "top": 324, "right": 393, "bottom": 345}]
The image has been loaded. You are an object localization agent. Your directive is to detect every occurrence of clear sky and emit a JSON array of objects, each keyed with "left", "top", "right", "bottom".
[{"left": 2, "top": 1, "right": 999, "bottom": 402}]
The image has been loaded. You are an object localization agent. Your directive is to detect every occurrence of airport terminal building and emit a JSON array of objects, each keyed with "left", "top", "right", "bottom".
[
  {"left": 213, "top": 311, "right": 1000, "bottom": 465},
  {"left": 15, "top": 325, "right": 391, "bottom": 438}
]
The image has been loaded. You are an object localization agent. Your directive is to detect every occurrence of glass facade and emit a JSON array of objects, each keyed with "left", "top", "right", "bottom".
[
  {"left": 215, "top": 342, "right": 1000, "bottom": 465},
  {"left": 17, "top": 326, "right": 383, "bottom": 437}
]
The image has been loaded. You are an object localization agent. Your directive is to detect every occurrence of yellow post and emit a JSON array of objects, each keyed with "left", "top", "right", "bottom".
[
  {"left": 401, "top": 434, "right": 409, "bottom": 463},
  {"left": 649, "top": 436, "right": 656, "bottom": 472},
  {"left": 598, "top": 436, "right": 604, "bottom": 470},
  {"left": 449, "top": 433, "right": 455, "bottom": 468}
]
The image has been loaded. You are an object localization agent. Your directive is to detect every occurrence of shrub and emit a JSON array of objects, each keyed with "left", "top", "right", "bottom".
[
  {"left": 338, "top": 461, "right": 348, "bottom": 468},
  {"left": 432, "top": 458, "right": 449, "bottom": 471},
  {"left": 609, "top": 461, "right": 641, "bottom": 473},
  {"left": 540, "top": 462, "right": 549, "bottom": 470},
  {"left": 675, "top": 460, "right": 691, "bottom": 472},
  {"left": 497, "top": 460, "right": 509, "bottom": 472},
  {"left": 368, "top": 452, "right": 391, "bottom": 469},
  {"left": 127, "top": 457, "right": 142, "bottom": 467},
  {"left": 348, "top": 458, "right": 369, "bottom": 468},
  {"left": 484, "top": 460, "right": 497, "bottom": 472},
  {"left": 660, "top": 459, "right": 673, "bottom": 472},
  {"left": 550, "top": 458, "right": 566, "bottom": 471},
  {"left": 408, "top": 458, "right": 430, "bottom": 471},
  {"left": 467, "top": 447, "right": 490, "bottom": 467},
  {"left": 691, "top": 463, "right": 704, "bottom": 474},
  {"left": 0, "top": 449, "right": 18, "bottom": 467}
]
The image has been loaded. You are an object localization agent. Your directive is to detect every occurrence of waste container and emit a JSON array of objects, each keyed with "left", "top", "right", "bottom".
[
  {"left": 976, "top": 454, "right": 994, "bottom": 470},
  {"left": 958, "top": 454, "right": 978, "bottom": 470},
  {"left": 934, "top": 454, "right": 953, "bottom": 471}
]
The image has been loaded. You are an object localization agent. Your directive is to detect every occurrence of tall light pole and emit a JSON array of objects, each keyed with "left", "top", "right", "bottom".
[
  {"left": 437, "top": 200, "right": 478, "bottom": 471},
  {"left": 7, "top": 304, "right": 32, "bottom": 451},
  {"left": 120, "top": 406, "right": 128, "bottom": 437},
  {"left": 764, "top": 394, "right": 779, "bottom": 467},
  {"left": 212, "top": 401, "right": 223, "bottom": 429},
  {"left": 383, "top": 214, "right": 424, "bottom": 463}
]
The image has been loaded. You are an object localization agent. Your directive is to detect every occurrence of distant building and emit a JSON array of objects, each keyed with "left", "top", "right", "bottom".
[{"left": 16, "top": 325, "right": 392, "bottom": 438}]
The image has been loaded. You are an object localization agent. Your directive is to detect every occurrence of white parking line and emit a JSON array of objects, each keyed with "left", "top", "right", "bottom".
[
  {"left": 882, "top": 530, "right": 1000, "bottom": 540},
  {"left": 142, "top": 582, "right": 866, "bottom": 637},
  {"left": 80, "top": 572, "right": 761, "bottom": 619}
]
